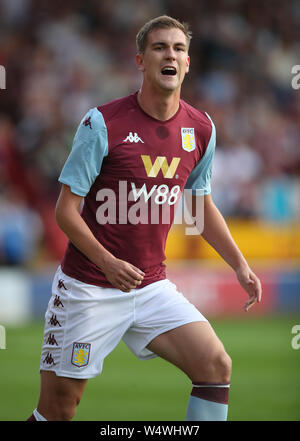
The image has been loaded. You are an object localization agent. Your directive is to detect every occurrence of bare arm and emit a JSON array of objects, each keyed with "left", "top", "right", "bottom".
[
  {"left": 55, "top": 184, "right": 144, "bottom": 291},
  {"left": 193, "top": 194, "right": 262, "bottom": 311}
]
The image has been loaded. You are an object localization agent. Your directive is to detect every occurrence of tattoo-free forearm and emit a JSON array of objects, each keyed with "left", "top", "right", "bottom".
[
  {"left": 201, "top": 197, "right": 248, "bottom": 271},
  {"left": 55, "top": 204, "right": 114, "bottom": 270}
]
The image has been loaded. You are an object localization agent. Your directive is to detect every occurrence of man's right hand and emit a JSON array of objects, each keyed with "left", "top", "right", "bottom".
[
  {"left": 55, "top": 185, "right": 145, "bottom": 293},
  {"left": 101, "top": 256, "right": 145, "bottom": 292}
]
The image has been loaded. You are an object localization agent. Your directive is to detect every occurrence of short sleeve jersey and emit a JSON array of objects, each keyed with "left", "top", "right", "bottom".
[{"left": 59, "top": 92, "right": 216, "bottom": 288}]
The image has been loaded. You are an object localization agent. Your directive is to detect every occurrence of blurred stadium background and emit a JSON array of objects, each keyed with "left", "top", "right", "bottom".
[{"left": 0, "top": 0, "right": 299, "bottom": 421}]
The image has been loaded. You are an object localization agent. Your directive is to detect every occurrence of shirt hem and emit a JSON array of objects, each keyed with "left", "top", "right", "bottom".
[{"left": 60, "top": 263, "right": 166, "bottom": 289}]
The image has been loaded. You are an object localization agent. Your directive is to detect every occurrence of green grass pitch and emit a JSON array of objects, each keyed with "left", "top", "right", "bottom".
[{"left": 0, "top": 315, "right": 299, "bottom": 421}]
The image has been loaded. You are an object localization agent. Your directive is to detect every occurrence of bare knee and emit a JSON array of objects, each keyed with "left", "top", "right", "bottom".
[
  {"left": 37, "top": 371, "right": 86, "bottom": 421},
  {"left": 191, "top": 349, "right": 232, "bottom": 384},
  {"left": 214, "top": 351, "right": 232, "bottom": 383},
  {"left": 53, "top": 394, "right": 80, "bottom": 421},
  {"left": 38, "top": 389, "right": 81, "bottom": 421}
]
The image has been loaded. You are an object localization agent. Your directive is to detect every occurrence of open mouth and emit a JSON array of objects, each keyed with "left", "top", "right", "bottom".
[{"left": 161, "top": 66, "right": 177, "bottom": 76}]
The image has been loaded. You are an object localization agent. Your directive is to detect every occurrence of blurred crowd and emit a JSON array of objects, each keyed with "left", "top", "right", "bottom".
[{"left": 0, "top": 0, "right": 300, "bottom": 265}]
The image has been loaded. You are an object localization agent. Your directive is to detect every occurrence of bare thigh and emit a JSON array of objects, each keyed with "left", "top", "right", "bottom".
[
  {"left": 37, "top": 370, "right": 88, "bottom": 421},
  {"left": 147, "top": 321, "right": 230, "bottom": 383}
]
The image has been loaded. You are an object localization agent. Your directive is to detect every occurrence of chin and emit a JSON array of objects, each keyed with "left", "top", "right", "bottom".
[{"left": 158, "top": 81, "right": 179, "bottom": 92}]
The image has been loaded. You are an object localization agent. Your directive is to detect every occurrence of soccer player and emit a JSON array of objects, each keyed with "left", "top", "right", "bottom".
[{"left": 27, "top": 16, "right": 262, "bottom": 422}]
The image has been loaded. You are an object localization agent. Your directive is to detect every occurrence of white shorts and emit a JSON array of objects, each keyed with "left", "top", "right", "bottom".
[{"left": 40, "top": 266, "right": 207, "bottom": 379}]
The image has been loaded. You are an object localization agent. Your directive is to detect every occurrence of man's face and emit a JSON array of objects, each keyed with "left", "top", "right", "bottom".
[{"left": 136, "top": 27, "right": 190, "bottom": 93}]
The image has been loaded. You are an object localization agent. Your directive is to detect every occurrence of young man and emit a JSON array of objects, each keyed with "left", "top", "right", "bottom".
[{"left": 28, "top": 16, "right": 262, "bottom": 422}]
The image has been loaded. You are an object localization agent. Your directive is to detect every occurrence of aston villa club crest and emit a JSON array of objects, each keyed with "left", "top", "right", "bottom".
[
  {"left": 181, "top": 128, "right": 195, "bottom": 152},
  {"left": 71, "top": 342, "right": 91, "bottom": 367}
]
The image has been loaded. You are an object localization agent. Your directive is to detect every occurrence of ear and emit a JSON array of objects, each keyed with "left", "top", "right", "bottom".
[
  {"left": 185, "top": 55, "right": 190, "bottom": 74},
  {"left": 136, "top": 53, "right": 145, "bottom": 72}
]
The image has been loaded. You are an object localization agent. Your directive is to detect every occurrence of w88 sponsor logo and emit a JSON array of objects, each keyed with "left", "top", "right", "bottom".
[
  {"left": 95, "top": 181, "right": 204, "bottom": 234},
  {"left": 131, "top": 182, "right": 181, "bottom": 205}
]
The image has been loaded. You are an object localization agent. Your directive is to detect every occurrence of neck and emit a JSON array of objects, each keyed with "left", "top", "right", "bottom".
[{"left": 137, "top": 84, "right": 181, "bottom": 121}]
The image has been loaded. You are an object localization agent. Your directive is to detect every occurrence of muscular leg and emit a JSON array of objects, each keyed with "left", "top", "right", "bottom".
[
  {"left": 147, "top": 321, "right": 231, "bottom": 383},
  {"left": 36, "top": 371, "right": 88, "bottom": 421},
  {"left": 146, "top": 321, "right": 232, "bottom": 420}
]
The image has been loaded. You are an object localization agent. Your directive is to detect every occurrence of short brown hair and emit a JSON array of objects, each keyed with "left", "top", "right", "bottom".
[{"left": 136, "top": 15, "right": 192, "bottom": 54}]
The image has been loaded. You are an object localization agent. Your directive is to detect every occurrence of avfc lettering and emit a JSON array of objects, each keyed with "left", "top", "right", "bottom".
[
  {"left": 181, "top": 128, "right": 196, "bottom": 152},
  {"left": 71, "top": 342, "right": 91, "bottom": 367}
]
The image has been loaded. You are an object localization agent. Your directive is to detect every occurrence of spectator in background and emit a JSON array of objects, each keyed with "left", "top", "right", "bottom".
[{"left": 0, "top": 183, "right": 43, "bottom": 266}]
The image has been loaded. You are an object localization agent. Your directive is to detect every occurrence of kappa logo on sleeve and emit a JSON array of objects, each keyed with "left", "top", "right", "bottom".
[
  {"left": 71, "top": 342, "right": 91, "bottom": 367},
  {"left": 83, "top": 116, "right": 92, "bottom": 129}
]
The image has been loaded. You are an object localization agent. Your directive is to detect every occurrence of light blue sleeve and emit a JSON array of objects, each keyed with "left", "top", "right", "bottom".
[
  {"left": 184, "top": 113, "right": 216, "bottom": 195},
  {"left": 58, "top": 108, "right": 108, "bottom": 196}
]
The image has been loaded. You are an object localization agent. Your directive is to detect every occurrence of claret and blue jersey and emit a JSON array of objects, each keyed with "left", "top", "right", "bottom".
[{"left": 59, "top": 91, "right": 216, "bottom": 288}]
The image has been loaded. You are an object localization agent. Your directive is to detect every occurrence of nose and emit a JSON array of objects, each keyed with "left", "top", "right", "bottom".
[{"left": 165, "top": 47, "right": 176, "bottom": 60}]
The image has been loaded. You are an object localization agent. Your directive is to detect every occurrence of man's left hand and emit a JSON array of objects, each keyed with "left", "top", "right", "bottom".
[{"left": 235, "top": 265, "right": 262, "bottom": 312}]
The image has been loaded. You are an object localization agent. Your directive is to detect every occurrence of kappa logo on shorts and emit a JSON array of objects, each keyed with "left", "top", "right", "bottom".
[
  {"left": 43, "top": 352, "right": 56, "bottom": 366},
  {"left": 58, "top": 279, "right": 67, "bottom": 290},
  {"left": 46, "top": 333, "right": 58, "bottom": 346},
  {"left": 53, "top": 295, "right": 64, "bottom": 308},
  {"left": 71, "top": 342, "right": 91, "bottom": 367}
]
